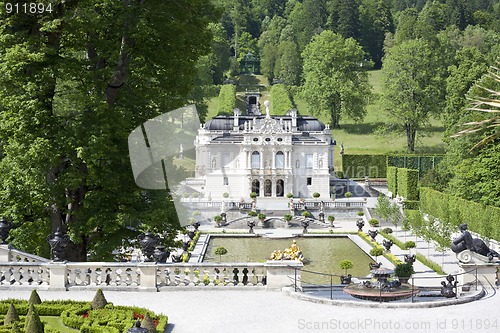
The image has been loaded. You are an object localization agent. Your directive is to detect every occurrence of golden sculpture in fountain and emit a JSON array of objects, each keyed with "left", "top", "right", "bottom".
[{"left": 270, "top": 240, "right": 304, "bottom": 261}]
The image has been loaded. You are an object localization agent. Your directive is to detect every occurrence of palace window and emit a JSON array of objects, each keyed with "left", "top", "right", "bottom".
[
  {"left": 275, "top": 151, "right": 284, "bottom": 169},
  {"left": 251, "top": 151, "right": 260, "bottom": 169}
]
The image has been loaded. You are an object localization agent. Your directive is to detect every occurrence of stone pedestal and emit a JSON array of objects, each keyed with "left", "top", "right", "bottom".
[
  {"left": 0, "top": 244, "right": 12, "bottom": 262},
  {"left": 265, "top": 260, "right": 303, "bottom": 290},
  {"left": 48, "top": 262, "right": 68, "bottom": 291},
  {"left": 138, "top": 263, "right": 158, "bottom": 291},
  {"left": 457, "top": 262, "right": 499, "bottom": 291}
]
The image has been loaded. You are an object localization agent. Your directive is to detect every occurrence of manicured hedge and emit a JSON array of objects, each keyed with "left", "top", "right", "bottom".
[
  {"left": 387, "top": 155, "right": 444, "bottom": 177},
  {"left": 386, "top": 166, "right": 397, "bottom": 195},
  {"left": 396, "top": 168, "right": 419, "bottom": 200},
  {"left": 0, "top": 300, "right": 168, "bottom": 333},
  {"left": 420, "top": 187, "right": 500, "bottom": 241},
  {"left": 269, "top": 84, "right": 293, "bottom": 115},
  {"left": 402, "top": 200, "right": 419, "bottom": 210},
  {"left": 216, "top": 84, "right": 236, "bottom": 115},
  {"left": 341, "top": 154, "right": 387, "bottom": 178}
]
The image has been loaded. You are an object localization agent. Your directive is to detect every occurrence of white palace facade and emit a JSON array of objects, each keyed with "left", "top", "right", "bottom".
[{"left": 186, "top": 99, "right": 336, "bottom": 200}]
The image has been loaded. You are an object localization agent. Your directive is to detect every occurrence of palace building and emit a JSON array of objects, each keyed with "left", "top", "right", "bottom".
[{"left": 185, "top": 96, "right": 336, "bottom": 200}]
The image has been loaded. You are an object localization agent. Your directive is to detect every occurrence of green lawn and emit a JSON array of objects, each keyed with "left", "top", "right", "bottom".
[
  {"left": 205, "top": 71, "right": 446, "bottom": 171},
  {"left": 41, "top": 316, "right": 79, "bottom": 333}
]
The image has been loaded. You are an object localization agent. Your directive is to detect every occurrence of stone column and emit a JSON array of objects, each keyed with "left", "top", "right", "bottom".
[
  {"left": 0, "top": 244, "right": 12, "bottom": 262},
  {"left": 271, "top": 177, "right": 276, "bottom": 197},
  {"left": 259, "top": 176, "right": 264, "bottom": 197},
  {"left": 260, "top": 149, "right": 264, "bottom": 169}
]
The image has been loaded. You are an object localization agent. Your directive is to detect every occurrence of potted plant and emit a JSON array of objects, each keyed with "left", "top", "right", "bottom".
[
  {"left": 395, "top": 263, "right": 415, "bottom": 283},
  {"left": 327, "top": 215, "right": 335, "bottom": 227},
  {"left": 339, "top": 260, "right": 354, "bottom": 284},
  {"left": 344, "top": 191, "right": 352, "bottom": 206},
  {"left": 368, "top": 218, "right": 379, "bottom": 227},
  {"left": 213, "top": 215, "right": 222, "bottom": 227},
  {"left": 301, "top": 211, "right": 311, "bottom": 218},
  {"left": 312, "top": 192, "right": 320, "bottom": 199},
  {"left": 286, "top": 192, "right": 293, "bottom": 198},
  {"left": 258, "top": 213, "right": 266, "bottom": 227},
  {"left": 283, "top": 214, "right": 293, "bottom": 227},
  {"left": 357, "top": 211, "right": 364, "bottom": 217},
  {"left": 369, "top": 247, "right": 384, "bottom": 262},
  {"left": 223, "top": 192, "right": 229, "bottom": 199},
  {"left": 249, "top": 192, "right": 257, "bottom": 200},
  {"left": 248, "top": 210, "right": 257, "bottom": 217},
  {"left": 404, "top": 240, "right": 416, "bottom": 252}
]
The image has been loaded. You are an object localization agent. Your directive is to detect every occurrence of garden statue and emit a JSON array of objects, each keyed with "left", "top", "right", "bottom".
[
  {"left": 451, "top": 223, "right": 499, "bottom": 262},
  {"left": 440, "top": 274, "right": 457, "bottom": 298},
  {"left": 247, "top": 220, "right": 255, "bottom": 234},
  {"left": 369, "top": 262, "right": 382, "bottom": 269},
  {"left": 270, "top": 240, "right": 304, "bottom": 261},
  {"left": 301, "top": 220, "right": 309, "bottom": 234},
  {"left": 47, "top": 228, "right": 70, "bottom": 262},
  {"left": 340, "top": 274, "right": 352, "bottom": 284},
  {"left": 192, "top": 222, "right": 200, "bottom": 231},
  {"left": 0, "top": 217, "right": 12, "bottom": 244}
]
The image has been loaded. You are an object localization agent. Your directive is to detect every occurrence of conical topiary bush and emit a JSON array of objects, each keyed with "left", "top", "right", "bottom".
[
  {"left": 4, "top": 303, "right": 20, "bottom": 325},
  {"left": 10, "top": 322, "right": 21, "bottom": 333},
  {"left": 142, "top": 313, "right": 158, "bottom": 333},
  {"left": 25, "top": 303, "right": 44, "bottom": 333},
  {"left": 91, "top": 288, "right": 108, "bottom": 310},
  {"left": 28, "top": 290, "right": 42, "bottom": 304}
]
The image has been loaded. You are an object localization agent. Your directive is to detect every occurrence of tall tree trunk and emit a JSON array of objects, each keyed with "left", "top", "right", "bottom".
[{"left": 405, "top": 123, "right": 416, "bottom": 152}]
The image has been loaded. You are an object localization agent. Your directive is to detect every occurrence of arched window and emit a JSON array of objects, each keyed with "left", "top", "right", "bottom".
[
  {"left": 275, "top": 151, "right": 284, "bottom": 169},
  {"left": 251, "top": 151, "right": 260, "bottom": 169},
  {"left": 251, "top": 179, "right": 260, "bottom": 196},
  {"left": 276, "top": 179, "right": 284, "bottom": 197}
]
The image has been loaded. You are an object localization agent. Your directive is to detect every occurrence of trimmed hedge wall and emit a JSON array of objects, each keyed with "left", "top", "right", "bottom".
[
  {"left": 216, "top": 84, "right": 236, "bottom": 115},
  {"left": 387, "top": 155, "right": 444, "bottom": 177},
  {"left": 396, "top": 168, "right": 419, "bottom": 200},
  {"left": 269, "top": 84, "right": 293, "bottom": 115},
  {"left": 420, "top": 187, "right": 500, "bottom": 241},
  {"left": 386, "top": 166, "right": 397, "bottom": 195},
  {"left": 341, "top": 154, "right": 387, "bottom": 178}
]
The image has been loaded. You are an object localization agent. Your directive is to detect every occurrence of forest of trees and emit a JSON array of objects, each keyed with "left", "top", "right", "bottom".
[{"left": 0, "top": 0, "right": 498, "bottom": 259}]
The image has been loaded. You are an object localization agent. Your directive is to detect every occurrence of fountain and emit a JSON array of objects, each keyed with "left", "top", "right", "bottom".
[
  {"left": 269, "top": 240, "right": 304, "bottom": 261},
  {"left": 343, "top": 266, "right": 419, "bottom": 302}
]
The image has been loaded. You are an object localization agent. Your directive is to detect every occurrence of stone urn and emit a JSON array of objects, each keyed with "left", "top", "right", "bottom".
[
  {"left": 47, "top": 228, "right": 70, "bottom": 262},
  {"left": 138, "top": 232, "right": 158, "bottom": 262},
  {"left": 0, "top": 217, "right": 12, "bottom": 244}
]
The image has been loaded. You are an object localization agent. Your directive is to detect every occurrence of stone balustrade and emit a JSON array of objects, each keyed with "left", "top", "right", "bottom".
[{"left": 0, "top": 257, "right": 302, "bottom": 292}]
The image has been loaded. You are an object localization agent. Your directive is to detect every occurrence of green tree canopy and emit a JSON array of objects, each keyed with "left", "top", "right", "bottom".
[
  {"left": 301, "top": 30, "right": 371, "bottom": 128},
  {"left": 269, "top": 84, "right": 294, "bottom": 115},
  {"left": 0, "top": 0, "right": 217, "bottom": 260},
  {"left": 381, "top": 38, "right": 445, "bottom": 152}
]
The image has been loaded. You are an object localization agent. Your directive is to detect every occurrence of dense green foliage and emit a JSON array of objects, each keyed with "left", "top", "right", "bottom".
[
  {"left": 91, "top": 289, "right": 108, "bottom": 310},
  {"left": 302, "top": 31, "right": 371, "bottom": 128},
  {"left": 386, "top": 167, "right": 398, "bottom": 195},
  {"left": 341, "top": 154, "right": 387, "bottom": 178},
  {"left": 387, "top": 155, "right": 444, "bottom": 177},
  {"left": 0, "top": 0, "right": 218, "bottom": 260},
  {"left": 0, "top": 299, "right": 167, "bottom": 333},
  {"left": 216, "top": 84, "right": 237, "bottom": 115},
  {"left": 269, "top": 84, "right": 294, "bottom": 115},
  {"left": 420, "top": 187, "right": 500, "bottom": 241},
  {"left": 396, "top": 168, "right": 419, "bottom": 200},
  {"left": 27, "top": 292, "right": 40, "bottom": 306}
]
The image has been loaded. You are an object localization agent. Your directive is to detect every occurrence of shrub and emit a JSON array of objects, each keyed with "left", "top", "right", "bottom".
[
  {"left": 214, "top": 246, "right": 228, "bottom": 261},
  {"left": 368, "top": 218, "right": 379, "bottom": 227},
  {"left": 403, "top": 241, "right": 416, "bottom": 250},
  {"left": 249, "top": 192, "right": 257, "bottom": 199},
  {"left": 327, "top": 215, "right": 335, "bottom": 222},
  {"left": 91, "top": 289, "right": 108, "bottom": 310},
  {"left": 4, "top": 304, "right": 19, "bottom": 325},
  {"left": 344, "top": 192, "right": 352, "bottom": 199},
  {"left": 341, "top": 154, "right": 387, "bottom": 178},
  {"left": 257, "top": 213, "right": 266, "bottom": 220},
  {"left": 217, "top": 84, "right": 236, "bottom": 114},
  {"left": 286, "top": 193, "right": 293, "bottom": 198},
  {"left": 382, "top": 227, "right": 393, "bottom": 234},
  {"left": 301, "top": 211, "right": 311, "bottom": 218},
  {"left": 25, "top": 304, "right": 43, "bottom": 333},
  {"left": 28, "top": 290, "right": 41, "bottom": 305},
  {"left": 395, "top": 263, "right": 415, "bottom": 278},
  {"left": 247, "top": 210, "right": 257, "bottom": 217},
  {"left": 386, "top": 166, "right": 398, "bottom": 196},
  {"left": 357, "top": 211, "right": 364, "bottom": 216},
  {"left": 142, "top": 313, "right": 158, "bottom": 333},
  {"left": 312, "top": 192, "right": 320, "bottom": 198},
  {"left": 403, "top": 200, "right": 419, "bottom": 210},
  {"left": 10, "top": 322, "right": 21, "bottom": 333},
  {"left": 283, "top": 214, "right": 293, "bottom": 222},
  {"left": 396, "top": 168, "right": 419, "bottom": 200},
  {"left": 269, "top": 84, "right": 293, "bottom": 115},
  {"left": 369, "top": 247, "right": 384, "bottom": 258},
  {"left": 223, "top": 192, "right": 229, "bottom": 198},
  {"left": 339, "top": 260, "right": 353, "bottom": 275}
]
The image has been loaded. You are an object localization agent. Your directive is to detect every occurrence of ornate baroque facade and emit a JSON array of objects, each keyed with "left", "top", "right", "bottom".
[{"left": 189, "top": 101, "right": 335, "bottom": 200}]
